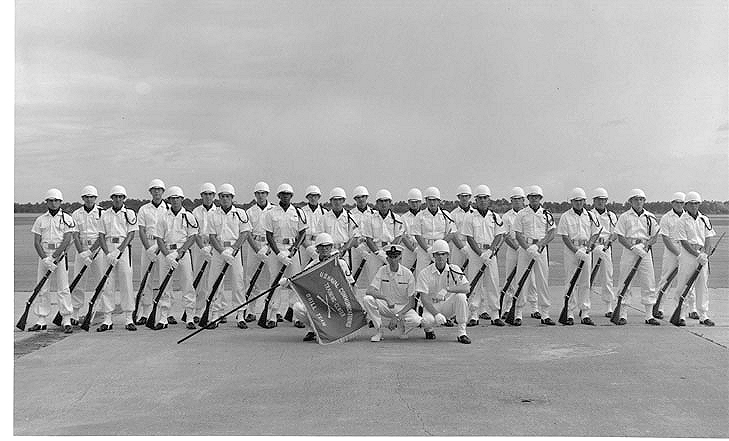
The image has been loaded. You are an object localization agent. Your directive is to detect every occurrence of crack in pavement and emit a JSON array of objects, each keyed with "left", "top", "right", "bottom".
[
  {"left": 625, "top": 304, "right": 728, "bottom": 350},
  {"left": 395, "top": 370, "right": 432, "bottom": 436}
]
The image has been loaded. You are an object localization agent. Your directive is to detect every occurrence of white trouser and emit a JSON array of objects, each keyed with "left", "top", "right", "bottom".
[
  {"left": 207, "top": 249, "right": 246, "bottom": 322},
  {"left": 466, "top": 247, "right": 500, "bottom": 319},
  {"left": 511, "top": 247, "right": 551, "bottom": 320},
  {"left": 33, "top": 247, "right": 72, "bottom": 326},
  {"left": 191, "top": 243, "right": 212, "bottom": 317},
  {"left": 157, "top": 251, "right": 195, "bottom": 324},
  {"left": 401, "top": 246, "right": 417, "bottom": 280},
  {"left": 351, "top": 241, "right": 370, "bottom": 291},
  {"left": 503, "top": 246, "right": 534, "bottom": 314},
  {"left": 266, "top": 244, "right": 301, "bottom": 320},
  {"left": 421, "top": 293, "right": 469, "bottom": 337},
  {"left": 243, "top": 241, "right": 270, "bottom": 317},
  {"left": 138, "top": 237, "right": 160, "bottom": 318},
  {"left": 590, "top": 249, "right": 615, "bottom": 312},
  {"left": 415, "top": 247, "right": 433, "bottom": 279},
  {"left": 657, "top": 249, "right": 695, "bottom": 313},
  {"left": 564, "top": 251, "right": 591, "bottom": 318},
  {"left": 71, "top": 248, "right": 105, "bottom": 319},
  {"left": 365, "top": 255, "right": 387, "bottom": 291},
  {"left": 449, "top": 238, "right": 468, "bottom": 269},
  {"left": 617, "top": 250, "right": 656, "bottom": 320},
  {"left": 361, "top": 295, "right": 422, "bottom": 330},
  {"left": 674, "top": 252, "right": 710, "bottom": 320},
  {"left": 101, "top": 244, "right": 134, "bottom": 324}
]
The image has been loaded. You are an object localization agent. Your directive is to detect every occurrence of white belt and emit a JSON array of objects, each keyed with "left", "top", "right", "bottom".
[
  {"left": 629, "top": 238, "right": 645, "bottom": 245},
  {"left": 43, "top": 242, "right": 61, "bottom": 250},
  {"left": 527, "top": 238, "right": 540, "bottom": 244},
  {"left": 571, "top": 239, "right": 588, "bottom": 246},
  {"left": 279, "top": 238, "right": 294, "bottom": 245},
  {"left": 425, "top": 239, "right": 437, "bottom": 245},
  {"left": 167, "top": 243, "right": 184, "bottom": 250},
  {"left": 223, "top": 241, "right": 235, "bottom": 247}
]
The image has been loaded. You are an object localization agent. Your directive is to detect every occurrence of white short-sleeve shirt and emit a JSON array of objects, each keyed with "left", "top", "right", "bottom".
[
  {"left": 412, "top": 209, "right": 457, "bottom": 240},
  {"left": 416, "top": 263, "right": 469, "bottom": 303},
  {"left": 262, "top": 204, "right": 308, "bottom": 243},
  {"left": 461, "top": 209, "right": 506, "bottom": 244},
  {"left": 369, "top": 264, "right": 416, "bottom": 305},
  {"left": 362, "top": 210, "right": 405, "bottom": 244},
  {"left": 31, "top": 210, "right": 77, "bottom": 244},
  {"left": 138, "top": 201, "right": 169, "bottom": 239},
  {"left": 513, "top": 205, "right": 556, "bottom": 240},
  {"left": 673, "top": 211, "right": 715, "bottom": 248},
  {"left": 321, "top": 209, "right": 359, "bottom": 245},
  {"left": 207, "top": 206, "right": 252, "bottom": 243},
  {"left": 156, "top": 208, "right": 199, "bottom": 245},
  {"left": 100, "top": 206, "right": 139, "bottom": 238},
  {"left": 556, "top": 208, "right": 600, "bottom": 241},
  {"left": 615, "top": 208, "right": 658, "bottom": 240},
  {"left": 72, "top": 206, "right": 105, "bottom": 243}
]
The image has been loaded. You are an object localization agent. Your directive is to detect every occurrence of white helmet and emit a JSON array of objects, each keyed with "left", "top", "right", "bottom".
[
  {"left": 456, "top": 184, "right": 472, "bottom": 196},
  {"left": 166, "top": 186, "right": 185, "bottom": 198},
  {"left": 685, "top": 191, "right": 702, "bottom": 203},
  {"left": 200, "top": 182, "right": 216, "bottom": 194},
  {"left": 569, "top": 187, "right": 587, "bottom": 201},
  {"left": 218, "top": 183, "right": 235, "bottom": 197},
  {"left": 430, "top": 239, "right": 450, "bottom": 255},
  {"left": 110, "top": 185, "right": 127, "bottom": 197},
  {"left": 314, "top": 233, "right": 334, "bottom": 247},
  {"left": 628, "top": 188, "right": 646, "bottom": 200},
  {"left": 305, "top": 185, "right": 321, "bottom": 197},
  {"left": 253, "top": 181, "right": 270, "bottom": 193},
  {"left": 45, "top": 188, "right": 63, "bottom": 201},
  {"left": 276, "top": 183, "right": 294, "bottom": 195},
  {"left": 329, "top": 187, "right": 346, "bottom": 200},
  {"left": 353, "top": 186, "right": 369, "bottom": 198},
  {"left": 671, "top": 192, "right": 686, "bottom": 203},
  {"left": 526, "top": 185, "right": 544, "bottom": 198},
  {"left": 510, "top": 186, "right": 526, "bottom": 199},
  {"left": 423, "top": 186, "right": 441, "bottom": 200},
  {"left": 81, "top": 185, "right": 98, "bottom": 197},
  {"left": 474, "top": 185, "right": 491, "bottom": 197},
  {"left": 407, "top": 188, "right": 423, "bottom": 202},
  {"left": 375, "top": 189, "right": 393, "bottom": 201},
  {"left": 148, "top": 179, "right": 165, "bottom": 190},
  {"left": 592, "top": 187, "right": 609, "bottom": 199}
]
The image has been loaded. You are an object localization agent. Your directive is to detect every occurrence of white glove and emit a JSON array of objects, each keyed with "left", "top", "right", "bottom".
[
  {"left": 526, "top": 244, "right": 539, "bottom": 259},
  {"left": 279, "top": 276, "right": 289, "bottom": 287},
  {"left": 201, "top": 245, "right": 213, "bottom": 261},
  {"left": 105, "top": 249, "right": 120, "bottom": 266},
  {"left": 434, "top": 313, "right": 447, "bottom": 325},
  {"left": 306, "top": 245, "right": 318, "bottom": 259},
  {"left": 436, "top": 288, "right": 448, "bottom": 303},
  {"left": 277, "top": 251, "right": 292, "bottom": 266},
  {"left": 631, "top": 243, "right": 648, "bottom": 259},
  {"left": 145, "top": 244, "right": 158, "bottom": 261},
  {"left": 79, "top": 250, "right": 93, "bottom": 266},
  {"left": 166, "top": 251, "right": 179, "bottom": 268},
  {"left": 575, "top": 247, "right": 590, "bottom": 262},
  {"left": 376, "top": 249, "right": 388, "bottom": 263},
  {"left": 222, "top": 247, "right": 235, "bottom": 265},
  {"left": 696, "top": 252, "right": 709, "bottom": 265},
  {"left": 42, "top": 256, "right": 57, "bottom": 272},
  {"left": 256, "top": 245, "right": 269, "bottom": 261},
  {"left": 480, "top": 251, "right": 491, "bottom": 265}
]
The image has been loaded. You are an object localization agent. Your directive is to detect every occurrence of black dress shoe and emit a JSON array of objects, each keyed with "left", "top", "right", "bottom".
[
  {"left": 457, "top": 335, "right": 472, "bottom": 344},
  {"left": 167, "top": 316, "right": 178, "bottom": 325},
  {"left": 491, "top": 319, "right": 505, "bottom": 327},
  {"left": 512, "top": 318, "right": 522, "bottom": 326},
  {"left": 653, "top": 311, "right": 664, "bottom": 319},
  {"left": 425, "top": 330, "right": 436, "bottom": 340},
  {"left": 530, "top": 311, "right": 542, "bottom": 319},
  {"left": 645, "top": 318, "right": 660, "bottom": 326},
  {"left": 303, "top": 331, "right": 316, "bottom": 342},
  {"left": 64, "top": 325, "right": 73, "bottom": 334},
  {"left": 28, "top": 324, "right": 47, "bottom": 332},
  {"left": 96, "top": 323, "right": 112, "bottom": 332},
  {"left": 581, "top": 317, "right": 595, "bottom": 326},
  {"left": 206, "top": 322, "right": 218, "bottom": 329},
  {"left": 677, "top": 319, "right": 686, "bottom": 326},
  {"left": 479, "top": 312, "right": 491, "bottom": 320},
  {"left": 193, "top": 316, "right": 200, "bottom": 324},
  {"left": 688, "top": 311, "right": 700, "bottom": 320},
  {"left": 467, "top": 319, "right": 479, "bottom": 327},
  {"left": 293, "top": 320, "right": 305, "bottom": 329},
  {"left": 125, "top": 323, "right": 137, "bottom": 331},
  {"left": 237, "top": 321, "right": 248, "bottom": 329},
  {"left": 265, "top": 320, "right": 277, "bottom": 329},
  {"left": 564, "top": 318, "right": 574, "bottom": 326},
  {"left": 368, "top": 320, "right": 374, "bottom": 328},
  {"left": 617, "top": 318, "right": 627, "bottom": 325},
  {"left": 70, "top": 318, "right": 79, "bottom": 326},
  {"left": 443, "top": 319, "right": 454, "bottom": 327},
  {"left": 187, "top": 322, "right": 196, "bottom": 330},
  {"left": 541, "top": 318, "right": 556, "bottom": 326},
  {"left": 244, "top": 314, "right": 256, "bottom": 323},
  {"left": 700, "top": 319, "right": 715, "bottom": 327},
  {"left": 135, "top": 317, "right": 147, "bottom": 326},
  {"left": 276, "top": 314, "right": 283, "bottom": 323},
  {"left": 604, "top": 311, "right": 613, "bottom": 318},
  {"left": 153, "top": 323, "right": 168, "bottom": 330}
]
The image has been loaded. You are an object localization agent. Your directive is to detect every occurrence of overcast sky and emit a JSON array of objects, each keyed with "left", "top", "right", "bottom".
[{"left": 13, "top": 0, "right": 728, "bottom": 203}]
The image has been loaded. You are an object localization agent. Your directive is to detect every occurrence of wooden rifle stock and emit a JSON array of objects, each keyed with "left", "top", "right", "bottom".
[
  {"left": 80, "top": 247, "right": 128, "bottom": 331},
  {"left": 182, "top": 259, "right": 209, "bottom": 323},
  {"left": 53, "top": 248, "right": 101, "bottom": 326},
  {"left": 198, "top": 248, "right": 241, "bottom": 328},
  {"left": 611, "top": 229, "right": 660, "bottom": 325},
  {"left": 257, "top": 234, "right": 305, "bottom": 328},
  {"left": 16, "top": 252, "right": 68, "bottom": 331},
  {"left": 505, "top": 258, "right": 536, "bottom": 325},
  {"left": 132, "top": 252, "right": 158, "bottom": 324},
  {"left": 146, "top": 253, "right": 185, "bottom": 329},
  {"left": 558, "top": 228, "right": 602, "bottom": 325},
  {"left": 498, "top": 266, "right": 518, "bottom": 318},
  {"left": 652, "top": 266, "right": 678, "bottom": 318}
]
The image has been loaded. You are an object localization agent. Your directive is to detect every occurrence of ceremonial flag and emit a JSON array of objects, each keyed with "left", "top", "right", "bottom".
[{"left": 290, "top": 257, "right": 368, "bottom": 345}]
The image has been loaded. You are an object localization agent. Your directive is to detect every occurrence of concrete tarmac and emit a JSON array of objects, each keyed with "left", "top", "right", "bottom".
[{"left": 13, "top": 287, "right": 729, "bottom": 436}]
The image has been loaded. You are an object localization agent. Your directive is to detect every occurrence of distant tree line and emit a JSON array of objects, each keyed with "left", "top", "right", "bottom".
[{"left": 14, "top": 198, "right": 729, "bottom": 215}]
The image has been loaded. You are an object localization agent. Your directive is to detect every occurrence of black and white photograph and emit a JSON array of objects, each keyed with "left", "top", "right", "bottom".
[{"left": 9, "top": 0, "right": 729, "bottom": 437}]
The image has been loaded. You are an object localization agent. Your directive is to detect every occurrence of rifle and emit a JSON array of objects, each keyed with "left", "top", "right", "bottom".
[
  {"left": 467, "top": 243, "right": 503, "bottom": 299},
  {"left": 145, "top": 252, "right": 186, "bottom": 329},
  {"left": 16, "top": 252, "right": 69, "bottom": 331},
  {"left": 132, "top": 251, "right": 159, "bottom": 324},
  {"left": 257, "top": 234, "right": 306, "bottom": 328},
  {"left": 352, "top": 254, "right": 368, "bottom": 282},
  {"left": 589, "top": 236, "right": 616, "bottom": 286},
  {"left": 652, "top": 266, "right": 678, "bottom": 318},
  {"left": 504, "top": 257, "right": 537, "bottom": 325},
  {"left": 80, "top": 247, "right": 128, "bottom": 331},
  {"left": 198, "top": 248, "right": 242, "bottom": 328},
  {"left": 611, "top": 229, "right": 661, "bottom": 325},
  {"left": 558, "top": 228, "right": 602, "bottom": 325},
  {"left": 669, "top": 232, "right": 724, "bottom": 326},
  {"left": 498, "top": 266, "right": 518, "bottom": 318},
  {"left": 181, "top": 259, "right": 209, "bottom": 323},
  {"left": 52, "top": 248, "right": 101, "bottom": 326}
]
